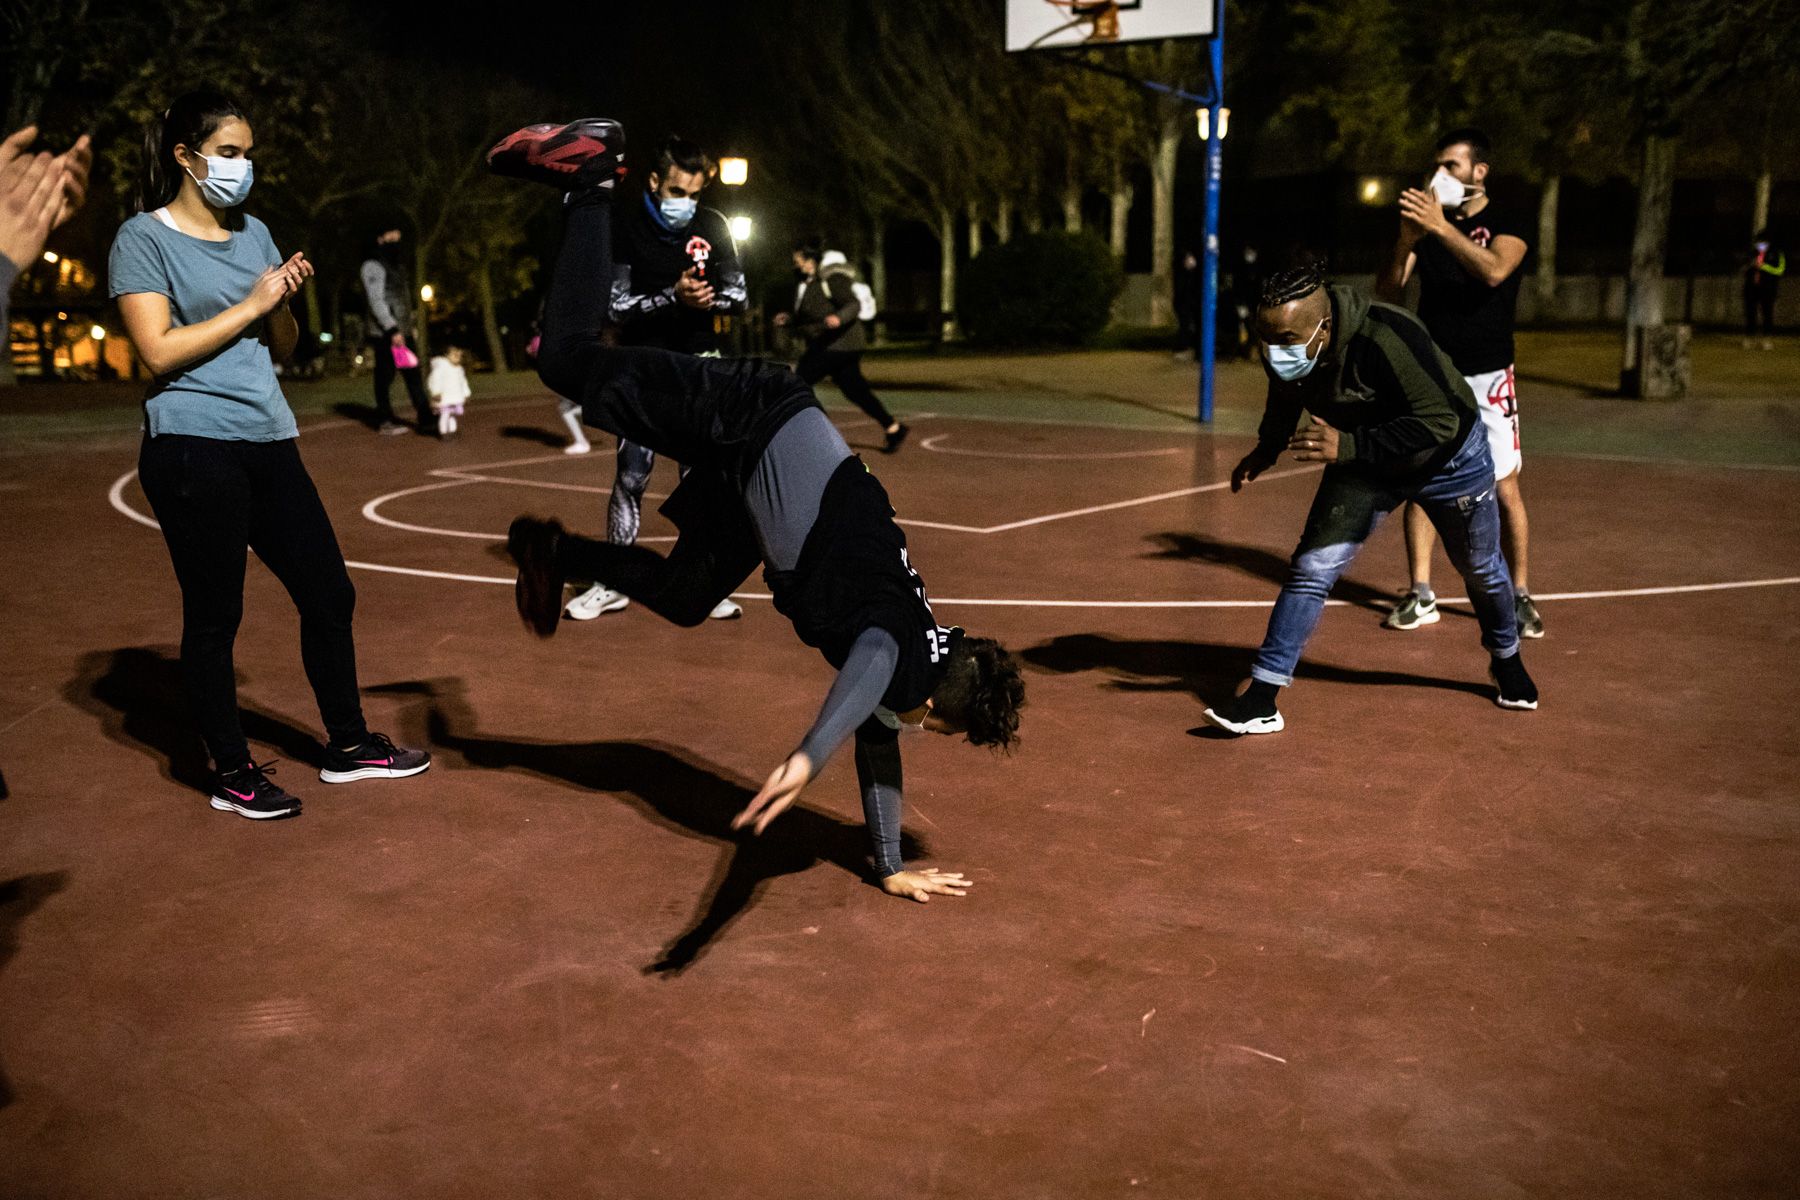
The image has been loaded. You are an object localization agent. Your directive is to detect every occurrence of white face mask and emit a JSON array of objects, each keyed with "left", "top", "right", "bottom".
[
  {"left": 185, "top": 153, "right": 254, "bottom": 208},
  {"left": 1429, "top": 167, "right": 1480, "bottom": 210},
  {"left": 1265, "top": 316, "right": 1327, "bottom": 382}
]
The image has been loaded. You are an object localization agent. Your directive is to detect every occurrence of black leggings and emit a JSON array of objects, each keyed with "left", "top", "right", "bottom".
[
  {"left": 370, "top": 335, "right": 431, "bottom": 425},
  {"left": 558, "top": 467, "right": 760, "bottom": 627},
  {"left": 138, "top": 434, "right": 367, "bottom": 770},
  {"left": 1744, "top": 282, "right": 1778, "bottom": 337},
  {"left": 795, "top": 348, "right": 894, "bottom": 430}
]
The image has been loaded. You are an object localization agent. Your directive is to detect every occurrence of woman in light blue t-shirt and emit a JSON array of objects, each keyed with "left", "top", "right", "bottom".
[{"left": 110, "top": 91, "right": 430, "bottom": 820}]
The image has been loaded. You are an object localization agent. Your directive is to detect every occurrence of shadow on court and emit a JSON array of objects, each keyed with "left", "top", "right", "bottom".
[
  {"left": 1513, "top": 370, "right": 1617, "bottom": 399},
  {"left": 330, "top": 401, "right": 390, "bottom": 431},
  {"left": 1020, "top": 632, "right": 1492, "bottom": 703},
  {"left": 369, "top": 679, "right": 921, "bottom": 977},
  {"left": 63, "top": 648, "right": 326, "bottom": 794},
  {"left": 498, "top": 423, "right": 568, "bottom": 448},
  {"left": 1144, "top": 531, "right": 1427, "bottom": 617},
  {"left": 0, "top": 870, "right": 70, "bottom": 1110}
]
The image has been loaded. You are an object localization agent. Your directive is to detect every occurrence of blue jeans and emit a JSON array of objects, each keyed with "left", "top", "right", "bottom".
[{"left": 1250, "top": 427, "right": 1520, "bottom": 687}]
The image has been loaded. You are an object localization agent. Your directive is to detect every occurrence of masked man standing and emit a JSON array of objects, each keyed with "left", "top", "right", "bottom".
[
  {"left": 1376, "top": 128, "right": 1540, "bottom": 638},
  {"left": 565, "top": 136, "right": 748, "bottom": 623}
]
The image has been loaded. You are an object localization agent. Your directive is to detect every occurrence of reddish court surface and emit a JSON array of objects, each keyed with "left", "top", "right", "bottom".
[{"left": 3, "top": 376, "right": 1800, "bottom": 1198}]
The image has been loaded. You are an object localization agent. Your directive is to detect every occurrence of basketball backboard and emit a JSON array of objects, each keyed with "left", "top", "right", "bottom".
[{"left": 1005, "top": 1, "right": 1215, "bottom": 52}]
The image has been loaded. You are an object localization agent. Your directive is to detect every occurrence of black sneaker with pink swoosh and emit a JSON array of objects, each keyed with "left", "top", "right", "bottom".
[
  {"left": 318, "top": 732, "right": 432, "bottom": 784},
  {"left": 211, "top": 761, "right": 302, "bottom": 820}
]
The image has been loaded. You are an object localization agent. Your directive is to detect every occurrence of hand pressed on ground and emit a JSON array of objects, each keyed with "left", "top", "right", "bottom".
[{"left": 881, "top": 869, "right": 973, "bottom": 904}]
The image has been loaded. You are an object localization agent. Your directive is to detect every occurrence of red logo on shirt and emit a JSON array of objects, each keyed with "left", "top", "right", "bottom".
[
  {"left": 1468, "top": 226, "right": 1493, "bottom": 249},
  {"left": 686, "top": 235, "right": 713, "bottom": 277}
]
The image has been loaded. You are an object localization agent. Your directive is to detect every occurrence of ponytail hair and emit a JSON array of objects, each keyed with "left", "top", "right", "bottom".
[{"left": 137, "top": 91, "right": 249, "bottom": 212}]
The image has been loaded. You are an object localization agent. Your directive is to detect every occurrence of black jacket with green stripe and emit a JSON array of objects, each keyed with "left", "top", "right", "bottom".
[{"left": 1256, "top": 285, "right": 1478, "bottom": 481}]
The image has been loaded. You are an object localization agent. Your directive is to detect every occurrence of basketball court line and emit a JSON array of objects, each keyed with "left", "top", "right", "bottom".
[
  {"left": 107, "top": 464, "right": 1800, "bottom": 609},
  {"left": 918, "top": 433, "right": 1187, "bottom": 461}
]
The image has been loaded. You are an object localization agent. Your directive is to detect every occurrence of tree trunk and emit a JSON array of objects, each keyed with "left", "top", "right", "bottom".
[
  {"left": 303, "top": 277, "right": 325, "bottom": 348},
  {"left": 870, "top": 234, "right": 889, "bottom": 347},
  {"left": 966, "top": 199, "right": 983, "bottom": 261},
  {"left": 1752, "top": 168, "right": 1773, "bottom": 235},
  {"left": 1061, "top": 182, "right": 1082, "bottom": 233},
  {"left": 413, "top": 243, "right": 432, "bottom": 361},
  {"left": 1108, "top": 181, "right": 1134, "bottom": 262},
  {"left": 1535, "top": 175, "right": 1560, "bottom": 312},
  {"left": 996, "top": 203, "right": 1014, "bottom": 245},
  {"left": 1023, "top": 207, "right": 1044, "bottom": 234},
  {"left": 1621, "top": 133, "right": 1677, "bottom": 386},
  {"left": 1108, "top": 152, "right": 1135, "bottom": 262},
  {"left": 936, "top": 203, "right": 957, "bottom": 341},
  {"left": 476, "top": 262, "right": 508, "bottom": 372},
  {"left": 1149, "top": 112, "right": 1181, "bottom": 326}
]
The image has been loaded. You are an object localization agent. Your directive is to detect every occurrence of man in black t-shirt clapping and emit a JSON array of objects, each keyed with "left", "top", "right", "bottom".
[{"left": 1377, "top": 127, "right": 1542, "bottom": 640}]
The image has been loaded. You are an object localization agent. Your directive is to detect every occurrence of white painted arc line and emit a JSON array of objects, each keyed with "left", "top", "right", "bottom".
[
  {"left": 918, "top": 433, "right": 1187, "bottom": 461},
  {"left": 108, "top": 470, "right": 161, "bottom": 530},
  {"left": 362, "top": 478, "right": 494, "bottom": 538}
]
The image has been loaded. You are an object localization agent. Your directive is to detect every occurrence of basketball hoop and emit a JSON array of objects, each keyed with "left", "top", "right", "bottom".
[{"left": 1032, "top": 0, "right": 1126, "bottom": 45}]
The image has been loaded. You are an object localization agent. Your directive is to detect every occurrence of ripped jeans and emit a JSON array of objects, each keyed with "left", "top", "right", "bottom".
[{"left": 1250, "top": 427, "right": 1519, "bottom": 687}]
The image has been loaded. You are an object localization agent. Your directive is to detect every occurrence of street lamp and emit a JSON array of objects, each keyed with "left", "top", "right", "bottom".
[
  {"left": 719, "top": 157, "right": 748, "bottom": 187},
  {"left": 419, "top": 284, "right": 435, "bottom": 304},
  {"left": 728, "top": 215, "right": 753, "bottom": 243},
  {"left": 90, "top": 325, "right": 106, "bottom": 341},
  {"left": 42, "top": 251, "right": 58, "bottom": 264},
  {"left": 1195, "top": 107, "right": 1230, "bottom": 140}
]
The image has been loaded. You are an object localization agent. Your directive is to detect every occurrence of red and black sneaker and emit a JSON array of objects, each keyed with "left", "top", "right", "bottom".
[
  {"left": 508, "top": 515, "right": 567, "bottom": 639},
  {"left": 486, "top": 118, "right": 626, "bottom": 195}
]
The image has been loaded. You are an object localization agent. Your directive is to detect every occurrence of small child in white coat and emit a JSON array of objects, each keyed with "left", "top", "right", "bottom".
[{"left": 427, "top": 346, "right": 472, "bottom": 436}]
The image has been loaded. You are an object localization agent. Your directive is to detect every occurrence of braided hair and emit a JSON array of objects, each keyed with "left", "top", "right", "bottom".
[{"left": 1258, "top": 260, "right": 1327, "bottom": 310}]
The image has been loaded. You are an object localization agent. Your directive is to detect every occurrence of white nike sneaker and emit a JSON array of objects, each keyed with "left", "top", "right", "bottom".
[
  {"left": 708, "top": 598, "right": 743, "bottom": 620},
  {"left": 565, "top": 584, "right": 628, "bottom": 620},
  {"left": 563, "top": 439, "right": 592, "bottom": 455}
]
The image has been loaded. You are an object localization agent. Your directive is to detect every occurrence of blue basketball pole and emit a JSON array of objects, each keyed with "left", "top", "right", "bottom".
[{"left": 1197, "top": 24, "right": 1224, "bottom": 424}]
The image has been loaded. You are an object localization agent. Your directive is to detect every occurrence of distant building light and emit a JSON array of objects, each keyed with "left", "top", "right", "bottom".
[
  {"left": 56, "top": 311, "right": 68, "bottom": 320},
  {"left": 319, "top": 332, "right": 335, "bottom": 344},
  {"left": 719, "top": 157, "right": 749, "bottom": 187},
  {"left": 42, "top": 251, "right": 59, "bottom": 264},
  {"left": 90, "top": 325, "right": 107, "bottom": 340},
  {"left": 420, "top": 284, "right": 435, "bottom": 303},
  {"left": 728, "top": 215, "right": 753, "bottom": 242}
]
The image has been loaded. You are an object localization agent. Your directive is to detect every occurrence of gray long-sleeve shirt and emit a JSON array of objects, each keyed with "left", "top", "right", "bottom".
[{"left": 748, "top": 409, "right": 909, "bottom": 879}]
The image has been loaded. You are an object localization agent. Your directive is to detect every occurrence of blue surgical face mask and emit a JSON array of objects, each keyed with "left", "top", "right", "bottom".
[
  {"left": 1266, "top": 317, "right": 1327, "bottom": 381},
  {"left": 186, "top": 154, "right": 254, "bottom": 208},
  {"left": 659, "top": 196, "right": 697, "bottom": 229}
]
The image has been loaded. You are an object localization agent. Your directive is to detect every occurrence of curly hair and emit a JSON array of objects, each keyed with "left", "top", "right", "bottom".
[
  {"left": 1258, "top": 260, "right": 1327, "bottom": 310},
  {"left": 931, "top": 635, "right": 1025, "bottom": 752}
]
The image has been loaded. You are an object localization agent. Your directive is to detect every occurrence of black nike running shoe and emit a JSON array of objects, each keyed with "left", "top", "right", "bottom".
[
  {"left": 508, "top": 515, "right": 567, "bottom": 639},
  {"left": 210, "top": 761, "right": 302, "bottom": 820},
  {"left": 318, "top": 732, "right": 432, "bottom": 784},
  {"left": 486, "top": 118, "right": 626, "bottom": 195}
]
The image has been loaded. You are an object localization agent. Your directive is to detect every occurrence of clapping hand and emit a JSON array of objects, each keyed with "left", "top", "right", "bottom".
[{"left": 249, "top": 252, "right": 312, "bottom": 316}]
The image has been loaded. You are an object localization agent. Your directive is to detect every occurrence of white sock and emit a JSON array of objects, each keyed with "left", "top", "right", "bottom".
[{"left": 559, "top": 404, "right": 588, "bottom": 448}]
